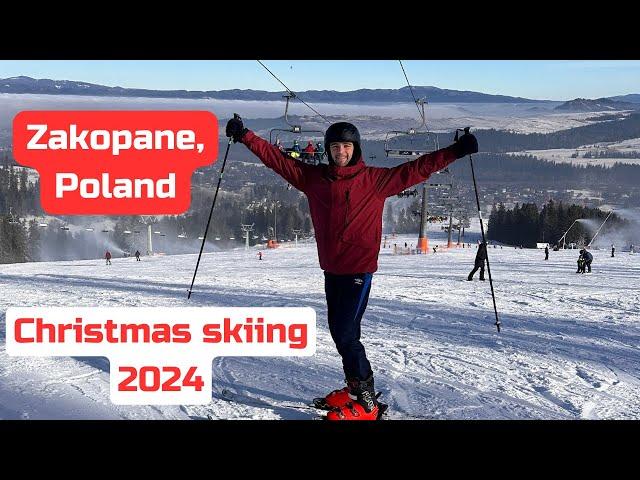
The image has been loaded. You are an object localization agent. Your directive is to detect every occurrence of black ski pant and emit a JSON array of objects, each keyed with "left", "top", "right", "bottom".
[
  {"left": 324, "top": 272, "right": 373, "bottom": 381},
  {"left": 468, "top": 262, "right": 485, "bottom": 280}
]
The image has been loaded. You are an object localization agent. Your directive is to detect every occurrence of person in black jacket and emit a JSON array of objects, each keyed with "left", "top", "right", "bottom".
[
  {"left": 468, "top": 241, "right": 487, "bottom": 281},
  {"left": 545, "top": 245, "right": 549, "bottom": 260},
  {"left": 581, "top": 249, "right": 593, "bottom": 273}
]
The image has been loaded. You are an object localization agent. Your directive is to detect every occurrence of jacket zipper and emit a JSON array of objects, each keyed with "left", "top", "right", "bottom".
[{"left": 344, "top": 190, "right": 350, "bottom": 232}]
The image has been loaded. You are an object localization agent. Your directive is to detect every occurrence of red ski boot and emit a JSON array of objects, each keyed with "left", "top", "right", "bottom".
[
  {"left": 325, "top": 375, "right": 384, "bottom": 421},
  {"left": 313, "top": 379, "right": 359, "bottom": 410}
]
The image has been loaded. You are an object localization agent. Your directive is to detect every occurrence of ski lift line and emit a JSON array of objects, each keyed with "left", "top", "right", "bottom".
[
  {"left": 398, "top": 60, "right": 425, "bottom": 123},
  {"left": 256, "top": 60, "right": 331, "bottom": 125}
]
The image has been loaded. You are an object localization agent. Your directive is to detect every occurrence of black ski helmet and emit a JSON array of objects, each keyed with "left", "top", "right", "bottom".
[{"left": 324, "top": 122, "right": 361, "bottom": 166}]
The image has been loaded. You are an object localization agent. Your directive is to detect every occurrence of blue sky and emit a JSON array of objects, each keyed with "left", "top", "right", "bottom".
[{"left": 0, "top": 60, "right": 638, "bottom": 101}]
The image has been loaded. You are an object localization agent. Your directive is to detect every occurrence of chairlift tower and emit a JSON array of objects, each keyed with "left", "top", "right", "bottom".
[
  {"left": 241, "top": 223, "right": 255, "bottom": 250},
  {"left": 139, "top": 215, "right": 156, "bottom": 256},
  {"left": 270, "top": 200, "right": 281, "bottom": 241},
  {"left": 384, "top": 98, "right": 442, "bottom": 253},
  {"left": 292, "top": 229, "right": 302, "bottom": 247},
  {"left": 8, "top": 206, "right": 19, "bottom": 225}
]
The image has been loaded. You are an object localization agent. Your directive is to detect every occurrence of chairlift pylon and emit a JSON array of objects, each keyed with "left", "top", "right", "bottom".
[
  {"left": 7, "top": 207, "right": 20, "bottom": 225},
  {"left": 384, "top": 98, "right": 439, "bottom": 158}
]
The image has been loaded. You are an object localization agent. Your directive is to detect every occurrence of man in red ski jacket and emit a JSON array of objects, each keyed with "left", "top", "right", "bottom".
[{"left": 226, "top": 116, "right": 477, "bottom": 420}]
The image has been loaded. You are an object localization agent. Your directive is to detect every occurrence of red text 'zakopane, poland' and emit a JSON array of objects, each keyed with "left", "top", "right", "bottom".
[{"left": 12, "top": 111, "right": 218, "bottom": 214}]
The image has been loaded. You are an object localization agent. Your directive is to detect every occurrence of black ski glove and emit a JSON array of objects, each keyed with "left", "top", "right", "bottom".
[
  {"left": 451, "top": 129, "right": 478, "bottom": 159},
  {"left": 225, "top": 114, "right": 248, "bottom": 143}
]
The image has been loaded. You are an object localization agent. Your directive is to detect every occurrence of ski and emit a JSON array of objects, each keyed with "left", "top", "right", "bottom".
[
  {"left": 214, "top": 388, "right": 326, "bottom": 415},
  {"left": 211, "top": 389, "right": 391, "bottom": 420}
]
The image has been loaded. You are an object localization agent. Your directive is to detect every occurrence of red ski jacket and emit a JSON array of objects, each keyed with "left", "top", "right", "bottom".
[{"left": 241, "top": 130, "right": 457, "bottom": 274}]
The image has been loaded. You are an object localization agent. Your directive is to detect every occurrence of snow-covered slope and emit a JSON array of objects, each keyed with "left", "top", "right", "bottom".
[{"left": 1, "top": 227, "right": 639, "bottom": 420}]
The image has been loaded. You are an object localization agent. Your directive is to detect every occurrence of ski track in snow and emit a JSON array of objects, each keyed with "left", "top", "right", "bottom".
[{"left": 1, "top": 225, "right": 639, "bottom": 420}]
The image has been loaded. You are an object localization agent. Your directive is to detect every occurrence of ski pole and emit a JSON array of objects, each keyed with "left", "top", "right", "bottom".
[
  {"left": 457, "top": 127, "right": 501, "bottom": 332},
  {"left": 187, "top": 131, "right": 234, "bottom": 299}
]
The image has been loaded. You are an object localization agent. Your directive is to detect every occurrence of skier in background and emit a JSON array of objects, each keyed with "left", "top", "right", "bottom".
[
  {"left": 611, "top": 244, "right": 615, "bottom": 257},
  {"left": 225, "top": 114, "right": 477, "bottom": 420},
  {"left": 545, "top": 245, "right": 549, "bottom": 260},
  {"left": 302, "top": 141, "right": 316, "bottom": 163},
  {"left": 135, "top": 250, "right": 141, "bottom": 261},
  {"left": 468, "top": 241, "right": 487, "bottom": 281},
  {"left": 105, "top": 250, "right": 112, "bottom": 265},
  {"left": 581, "top": 249, "right": 593, "bottom": 273}
]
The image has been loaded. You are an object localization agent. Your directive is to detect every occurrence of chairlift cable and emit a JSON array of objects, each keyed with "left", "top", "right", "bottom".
[
  {"left": 398, "top": 60, "right": 425, "bottom": 123},
  {"left": 256, "top": 60, "right": 331, "bottom": 124}
]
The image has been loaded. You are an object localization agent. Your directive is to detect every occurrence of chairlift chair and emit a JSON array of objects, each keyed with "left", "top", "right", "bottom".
[
  {"left": 397, "top": 188, "right": 418, "bottom": 198},
  {"left": 268, "top": 94, "right": 324, "bottom": 165},
  {"left": 384, "top": 99, "right": 439, "bottom": 158}
]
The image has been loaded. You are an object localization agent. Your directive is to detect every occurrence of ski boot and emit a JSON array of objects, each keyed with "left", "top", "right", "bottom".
[
  {"left": 313, "top": 378, "right": 359, "bottom": 410},
  {"left": 325, "top": 374, "right": 386, "bottom": 421}
]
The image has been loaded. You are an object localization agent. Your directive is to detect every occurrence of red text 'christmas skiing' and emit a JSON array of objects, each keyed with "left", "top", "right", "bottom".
[
  {"left": 12, "top": 111, "right": 218, "bottom": 214},
  {"left": 6, "top": 307, "right": 316, "bottom": 405}
]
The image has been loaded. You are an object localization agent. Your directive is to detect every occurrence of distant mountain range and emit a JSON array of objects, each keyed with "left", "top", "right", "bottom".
[
  {"left": 609, "top": 94, "right": 640, "bottom": 103},
  {"left": 0, "top": 76, "right": 547, "bottom": 103},
  {"left": 1, "top": 77, "right": 637, "bottom": 111},
  {"left": 554, "top": 97, "right": 640, "bottom": 112}
]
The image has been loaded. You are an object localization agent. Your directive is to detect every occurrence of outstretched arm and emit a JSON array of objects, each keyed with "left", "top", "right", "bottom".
[
  {"left": 225, "top": 115, "right": 312, "bottom": 192},
  {"left": 374, "top": 131, "right": 478, "bottom": 198},
  {"left": 374, "top": 146, "right": 458, "bottom": 198},
  {"left": 240, "top": 130, "right": 312, "bottom": 192}
]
